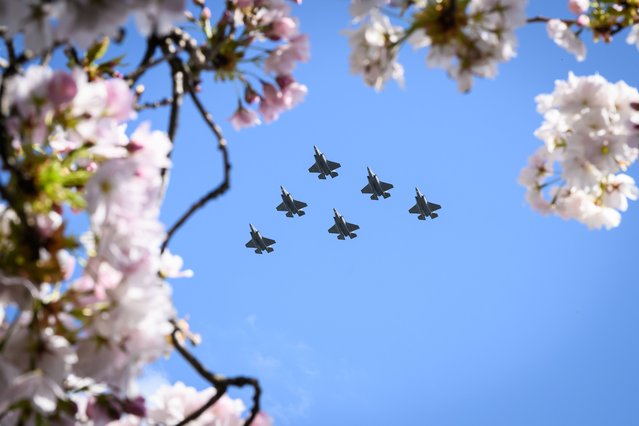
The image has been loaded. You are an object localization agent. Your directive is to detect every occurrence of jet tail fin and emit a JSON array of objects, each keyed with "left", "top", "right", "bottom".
[
  {"left": 430, "top": 213, "right": 439, "bottom": 219},
  {"left": 349, "top": 233, "right": 357, "bottom": 239},
  {"left": 382, "top": 193, "right": 391, "bottom": 199},
  {"left": 330, "top": 172, "right": 338, "bottom": 178},
  {"left": 286, "top": 212, "right": 294, "bottom": 218},
  {"left": 255, "top": 249, "right": 263, "bottom": 254},
  {"left": 337, "top": 234, "right": 345, "bottom": 240},
  {"left": 418, "top": 215, "right": 426, "bottom": 220},
  {"left": 297, "top": 210, "right": 306, "bottom": 216},
  {"left": 318, "top": 174, "right": 326, "bottom": 180},
  {"left": 371, "top": 194, "right": 378, "bottom": 200},
  {"left": 266, "top": 247, "right": 274, "bottom": 253}
]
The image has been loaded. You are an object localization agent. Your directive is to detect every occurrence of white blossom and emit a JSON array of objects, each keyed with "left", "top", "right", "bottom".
[
  {"left": 546, "top": 19, "right": 586, "bottom": 61},
  {"left": 346, "top": 10, "right": 404, "bottom": 91}
]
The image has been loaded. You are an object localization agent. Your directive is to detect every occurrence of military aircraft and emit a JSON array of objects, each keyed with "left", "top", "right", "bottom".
[
  {"left": 408, "top": 187, "right": 441, "bottom": 220},
  {"left": 276, "top": 186, "right": 307, "bottom": 217},
  {"left": 328, "top": 209, "right": 359, "bottom": 240},
  {"left": 361, "top": 167, "right": 393, "bottom": 200},
  {"left": 308, "top": 145, "right": 340, "bottom": 179},
  {"left": 245, "top": 224, "right": 276, "bottom": 253}
]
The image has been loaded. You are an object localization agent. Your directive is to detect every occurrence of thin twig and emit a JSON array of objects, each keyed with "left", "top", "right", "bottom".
[
  {"left": 135, "top": 97, "right": 174, "bottom": 111},
  {"left": 170, "top": 323, "right": 261, "bottom": 426},
  {"left": 125, "top": 36, "right": 159, "bottom": 86},
  {"left": 526, "top": 16, "right": 576, "bottom": 25},
  {"left": 161, "top": 83, "right": 231, "bottom": 253}
]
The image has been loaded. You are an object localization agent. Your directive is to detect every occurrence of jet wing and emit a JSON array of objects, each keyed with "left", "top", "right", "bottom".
[
  {"left": 409, "top": 204, "right": 420, "bottom": 214},
  {"left": 380, "top": 181, "right": 393, "bottom": 191},
  {"left": 427, "top": 202, "right": 441, "bottom": 212},
  {"left": 245, "top": 239, "right": 257, "bottom": 248},
  {"left": 276, "top": 202, "right": 288, "bottom": 211},
  {"left": 327, "top": 161, "right": 341, "bottom": 171},
  {"left": 328, "top": 224, "right": 340, "bottom": 234},
  {"left": 361, "top": 184, "right": 373, "bottom": 194},
  {"left": 308, "top": 163, "right": 320, "bottom": 173},
  {"left": 346, "top": 222, "right": 359, "bottom": 232},
  {"left": 294, "top": 200, "right": 307, "bottom": 209},
  {"left": 263, "top": 238, "right": 276, "bottom": 247}
]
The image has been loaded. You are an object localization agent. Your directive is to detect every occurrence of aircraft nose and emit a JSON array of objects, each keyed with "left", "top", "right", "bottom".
[{"left": 367, "top": 166, "right": 372, "bottom": 174}]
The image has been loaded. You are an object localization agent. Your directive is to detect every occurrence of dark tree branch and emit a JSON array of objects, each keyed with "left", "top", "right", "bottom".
[
  {"left": 170, "top": 322, "right": 261, "bottom": 426},
  {"left": 161, "top": 82, "right": 231, "bottom": 253},
  {"left": 526, "top": 16, "right": 576, "bottom": 25},
  {"left": 135, "top": 97, "right": 174, "bottom": 111},
  {"left": 125, "top": 36, "right": 159, "bottom": 86}
]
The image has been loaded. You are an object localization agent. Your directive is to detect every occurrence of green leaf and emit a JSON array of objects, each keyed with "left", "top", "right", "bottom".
[{"left": 86, "top": 37, "right": 110, "bottom": 64}]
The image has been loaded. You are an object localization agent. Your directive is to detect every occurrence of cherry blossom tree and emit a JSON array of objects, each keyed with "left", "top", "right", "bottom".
[{"left": 0, "top": 0, "right": 637, "bottom": 425}]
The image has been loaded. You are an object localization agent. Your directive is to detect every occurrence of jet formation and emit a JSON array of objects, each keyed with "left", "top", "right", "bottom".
[{"left": 246, "top": 146, "right": 441, "bottom": 253}]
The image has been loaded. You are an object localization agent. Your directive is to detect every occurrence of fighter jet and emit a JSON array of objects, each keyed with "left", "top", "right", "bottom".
[
  {"left": 328, "top": 209, "right": 359, "bottom": 240},
  {"left": 308, "top": 145, "right": 340, "bottom": 179},
  {"left": 245, "top": 224, "right": 276, "bottom": 254},
  {"left": 276, "top": 186, "right": 307, "bottom": 217},
  {"left": 408, "top": 187, "right": 441, "bottom": 220},
  {"left": 361, "top": 167, "right": 393, "bottom": 200}
]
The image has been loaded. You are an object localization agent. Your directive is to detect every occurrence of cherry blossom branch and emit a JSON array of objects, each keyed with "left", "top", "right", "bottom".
[
  {"left": 170, "top": 323, "right": 261, "bottom": 426},
  {"left": 161, "top": 83, "right": 231, "bottom": 253}
]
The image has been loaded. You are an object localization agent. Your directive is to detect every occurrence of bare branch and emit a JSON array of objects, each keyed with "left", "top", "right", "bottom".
[
  {"left": 161, "top": 83, "right": 231, "bottom": 253},
  {"left": 135, "top": 97, "right": 174, "bottom": 111},
  {"left": 526, "top": 16, "right": 576, "bottom": 25},
  {"left": 170, "top": 322, "right": 261, "bottom": 426},
  {"left": 125, "top": 36, "right": 159, "bottom": 86}
]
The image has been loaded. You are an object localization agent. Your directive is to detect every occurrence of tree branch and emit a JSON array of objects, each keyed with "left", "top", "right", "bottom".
[
  {"left": 161, "top": 83, "right": 231, "bottom": 253},
  {"left": 125, "top": 36, "right": 159, "bottom": 86},
  {"left": 170, "top": 322, "right": 261, "bottom": 426},
  {"left": 526, "top": 16, "right": 576, "bottom": 25}
]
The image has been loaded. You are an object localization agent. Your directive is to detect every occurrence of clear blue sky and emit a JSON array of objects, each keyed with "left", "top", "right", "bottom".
[{"left": 131, "top": 2, "right": 639, "bottom": 425}]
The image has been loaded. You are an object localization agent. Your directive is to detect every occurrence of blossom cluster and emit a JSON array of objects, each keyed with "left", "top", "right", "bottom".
[
  {"left": 345, "top": 10, "right": 405, "bottom": 91},
  {"left": 519, "top": 73, "right": 639, "bottom": 229},
  {"left": 0, "top": 0, "right": 185, "bottom": 52},
  {"left": 345, "top": 0, "right": 527, "bottom": 92},
  {"left": 547, "top": 1, "right": 639, "bottom": 61},
  {"left": 0, "top": 64, "right": 263, "bottom": 424},
  {"left": 221, "top": 0, "right": 310, "bottom": 130}
]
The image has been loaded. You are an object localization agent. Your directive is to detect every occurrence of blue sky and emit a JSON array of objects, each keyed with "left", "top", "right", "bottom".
[{"left": 130, "top": 2, "right": 639, "bottom": 425}]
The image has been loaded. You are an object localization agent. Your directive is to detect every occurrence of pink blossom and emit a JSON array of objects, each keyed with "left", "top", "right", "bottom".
[
  {"left": 568, "top": 0, "right": 589, "bottom": 14},
  {"left": 282, "top": 81, "right": 308, "bottom": 109},
  {"left": 268, "top": 16, "right": 298, "bottom": 40},
  {"left": 264, "top": 34, "right": 310, "bottom": 75},
  {"left": 577, "top": 14, "right": 590, "bottom": 27},
  {"left": 259, "top": 83, "right": 286, "bottom": 123},
  {"left": 105, "top": 79, "right": 136, "bottom": 122},
  {"left": 252, "top": 412, "right": 274, "bottom": 426},
  {"left": 230, "top": 106, "right": 262, "bottom": 130},
  {"left": 47, "top": 71, "right": 77, "bottom": 107}
]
